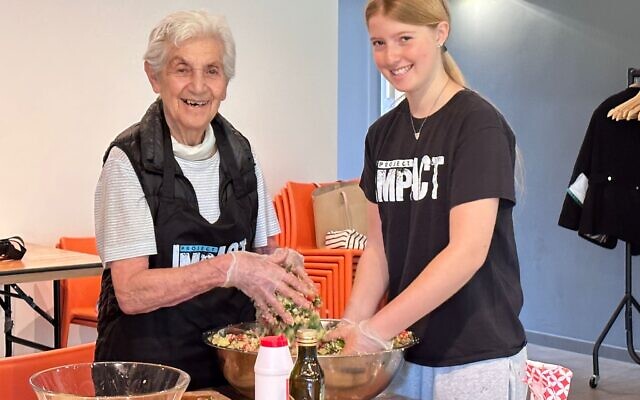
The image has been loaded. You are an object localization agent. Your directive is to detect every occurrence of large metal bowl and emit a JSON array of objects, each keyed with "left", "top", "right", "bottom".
[{"left": 203, "top": 320, "right": 416, "bottom": 400}]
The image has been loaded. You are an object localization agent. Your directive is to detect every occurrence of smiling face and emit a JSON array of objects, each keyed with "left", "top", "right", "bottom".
[
  {"left": 145, "top": 36, "right": 228, "bottom": 144},
  {"left": 368, "top": 13, "right": 446, "bottom": 97}
]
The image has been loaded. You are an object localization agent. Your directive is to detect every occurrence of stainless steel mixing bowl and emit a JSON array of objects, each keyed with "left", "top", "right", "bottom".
[{"left": 203, "top": 320, "right": 416, "bottom": 400}]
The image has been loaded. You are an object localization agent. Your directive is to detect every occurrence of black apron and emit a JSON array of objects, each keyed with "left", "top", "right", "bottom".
[{"left": 96, "top": 118, "right": 257, "bottom": 390}]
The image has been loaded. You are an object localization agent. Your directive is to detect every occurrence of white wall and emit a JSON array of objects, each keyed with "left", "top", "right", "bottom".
[{"left": 0, "top": 0, "right": 337, "bottom": 355}]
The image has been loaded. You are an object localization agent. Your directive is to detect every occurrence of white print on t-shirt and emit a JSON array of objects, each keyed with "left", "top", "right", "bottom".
[
  {"left": 171, "top": 239, "right": 247, "bottom": 267},
  {"left": 376, "top": 155, "right": 445, "bottom": 202}
]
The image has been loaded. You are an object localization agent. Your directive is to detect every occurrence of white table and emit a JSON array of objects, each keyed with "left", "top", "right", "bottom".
[{"left": 0, "top": 243, "right": 101, "bottom": 356}]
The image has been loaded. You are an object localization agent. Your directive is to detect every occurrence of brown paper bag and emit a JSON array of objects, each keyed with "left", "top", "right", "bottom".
[{"left": 312, "top": 181, "right": 368, "bottom": 248}]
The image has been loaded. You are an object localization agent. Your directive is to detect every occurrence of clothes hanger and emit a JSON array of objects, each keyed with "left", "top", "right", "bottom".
[
  {"left": 606, "top": 69, "right": 640, "bottom": 121},
  {"left": 607, "top": 90, "right": 640, "bottom": 121}
]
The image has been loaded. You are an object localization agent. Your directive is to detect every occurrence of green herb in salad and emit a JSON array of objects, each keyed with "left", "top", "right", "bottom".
[{"left": 257, "top": 294, "right": 323, "bottom": 344}]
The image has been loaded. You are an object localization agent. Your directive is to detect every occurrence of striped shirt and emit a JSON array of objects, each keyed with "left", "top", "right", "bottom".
[{"left": 94, "top": 146, "right": 280, "bottom": 265}]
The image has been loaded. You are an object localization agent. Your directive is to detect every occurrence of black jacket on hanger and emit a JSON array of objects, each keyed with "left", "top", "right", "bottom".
[{"left": 559, "top": 87, "right": 640, "bottom": 255}]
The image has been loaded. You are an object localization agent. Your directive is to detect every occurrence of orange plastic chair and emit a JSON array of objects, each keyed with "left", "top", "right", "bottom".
[
  {"left": 304, "top": 259, "right": 342, "bottom": 317},
  {"left": 285, "top": 181, "right": 320, "bottom": 249},
  {"left": 280, "top": 187, "right": 293, "bottom": 248},
  {"left": 56, "top": 237, "right": 101, "bottom": 347},
  {"left": 0, "top": 342, "right": 96, "bottom": 400},
  {"left": 273, "top": 194, "right": 286, "bottom": 247},
  {"left": 306, "top": 267, "right": 335, "bottom": 319}
]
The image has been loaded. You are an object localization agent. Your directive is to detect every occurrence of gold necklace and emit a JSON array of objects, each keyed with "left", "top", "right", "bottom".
[{"left": 410, "top": 78, "right": 450, "bottom": 140}]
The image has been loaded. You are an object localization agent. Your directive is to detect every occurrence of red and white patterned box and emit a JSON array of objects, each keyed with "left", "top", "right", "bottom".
[{"left": 526, "top": 360, "right": 573, "bottom": 400}]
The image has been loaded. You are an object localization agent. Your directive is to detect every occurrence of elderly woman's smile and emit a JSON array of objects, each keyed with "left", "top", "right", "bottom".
[
  {"left": 183, "top": 99, "right": 210, "bottom": 107},
  {"left": 145, "top": 36, "right": 228, "bottom": 145}
]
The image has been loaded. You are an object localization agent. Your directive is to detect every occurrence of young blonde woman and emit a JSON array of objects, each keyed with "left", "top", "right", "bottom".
[{"left": 326, "top": 1, "right": 528, "bottom": 398}]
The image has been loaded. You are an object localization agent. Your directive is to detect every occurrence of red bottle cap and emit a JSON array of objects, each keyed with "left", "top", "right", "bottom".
[{"left": 260, "top": 334, "right": 288, "bottom": 347}]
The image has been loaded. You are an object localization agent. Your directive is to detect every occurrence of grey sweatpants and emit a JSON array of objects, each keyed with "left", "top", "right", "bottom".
[{"left": 385, "top": 347, "right": 528, "bottom": 400}]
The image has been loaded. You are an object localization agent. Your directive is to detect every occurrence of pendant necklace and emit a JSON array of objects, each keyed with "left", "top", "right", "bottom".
[{"left": 410, "top": 78, "right": 450, "bottom": 140}]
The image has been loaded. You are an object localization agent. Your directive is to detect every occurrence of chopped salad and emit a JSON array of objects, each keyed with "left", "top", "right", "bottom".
[
  {"left": 257, "top": 294, "right": 323, "bottom": 343},
  {"left": 208, "top": 326, "right": 415, "bottom": 356}
]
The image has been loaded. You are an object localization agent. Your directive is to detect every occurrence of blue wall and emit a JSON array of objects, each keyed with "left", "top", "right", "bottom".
[
  {"left": 338, "top": 0, "right": 379, "bottom": 180},
  {"left": 338, "top": 0, "right": 640, "bottom": 360}
]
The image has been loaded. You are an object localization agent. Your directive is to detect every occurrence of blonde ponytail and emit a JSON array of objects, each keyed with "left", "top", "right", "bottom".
[{"left": 442, "top": 51, "right": 466, "bottom": 87}]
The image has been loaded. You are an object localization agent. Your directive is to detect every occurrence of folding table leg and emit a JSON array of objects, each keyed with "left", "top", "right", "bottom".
[
  {"left": 1, "top": 284, "right": 12, "bottom": 356},
  {"left": 54, "top": 280, "right": 61, "bottom": 348}
]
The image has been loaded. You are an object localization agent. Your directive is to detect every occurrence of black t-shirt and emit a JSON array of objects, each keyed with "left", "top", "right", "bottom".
[{"left": 360, "top": 89, "right": 526, "bottom": 366}]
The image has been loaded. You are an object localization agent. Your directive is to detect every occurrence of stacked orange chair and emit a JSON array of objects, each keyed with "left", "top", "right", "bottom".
[
  {"left": 304, "top": 255, "right": 348, "bottom": 318},
  {"left": 285, "top": 181, "right": 319, "bottom": 250},
  {"left": 273, "top": 194, "right": 286, "bottom": 247},
  {"left": 0, "top": 342, "right": 95, "bottom": 400},
  {"left": 274, "top": 181, "right": 364, "bottom": 318},
  {"left": 56, "top": 237, "right": 101, "bottom": 347}
]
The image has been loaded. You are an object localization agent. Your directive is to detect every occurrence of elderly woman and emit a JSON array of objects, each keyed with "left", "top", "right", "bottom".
[{"left": 94, "top": 10, "right": 315, "bottom": 390}]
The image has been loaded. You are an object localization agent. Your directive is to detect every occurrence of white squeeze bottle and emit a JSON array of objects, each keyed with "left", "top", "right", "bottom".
[{"left": 255, "top": 334, "right": 293, "bottom": 400}]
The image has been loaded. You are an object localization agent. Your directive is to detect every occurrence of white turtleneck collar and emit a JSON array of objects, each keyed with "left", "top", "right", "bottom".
[{"left": 170, "top": 124, "right": 217, "bottom": 161}]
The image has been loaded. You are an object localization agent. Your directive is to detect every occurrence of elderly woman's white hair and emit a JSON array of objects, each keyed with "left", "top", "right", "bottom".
[{"left": 144, "top": 10, "right": 236, "bottom": 80}]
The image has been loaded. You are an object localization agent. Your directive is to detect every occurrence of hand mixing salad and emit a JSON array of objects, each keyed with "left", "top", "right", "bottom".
[{"left": 209, "top": 261, "right": 415, "bottom": 355}]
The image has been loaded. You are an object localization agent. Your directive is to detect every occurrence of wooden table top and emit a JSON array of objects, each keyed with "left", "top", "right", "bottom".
[
  {"left": 0, "top": 243, "right": 102, "bottom": 284},
  {"left": 182, "top": 390, "right": 231, "bottom": 400}
]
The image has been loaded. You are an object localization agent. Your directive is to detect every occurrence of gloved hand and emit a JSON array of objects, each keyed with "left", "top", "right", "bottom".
[
  {"left": 335, "top": 319, "right": 393, "bottom": 355},
  {"left": 269, "top": 247, "right": 317, "bottom": 295},
  {"left": 322, "top": 318, "right": 355, "bottom": 342},
  {"left": 223, "top": 251, "right": 315, "bottom": 325}
]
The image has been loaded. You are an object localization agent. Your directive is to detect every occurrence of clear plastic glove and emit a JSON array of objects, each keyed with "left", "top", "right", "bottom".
[
  {"left": 223, "top": 251, "right": 315, "bottom": 325},
  {"left": 338, "top": 320, "right": 393, "bottom": 355},
  {"left": 322, "top": 318, "right": 355, "bottom": 342},
  {"left": 270, "top": 247, "right": 317, "bottom": 295}
]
